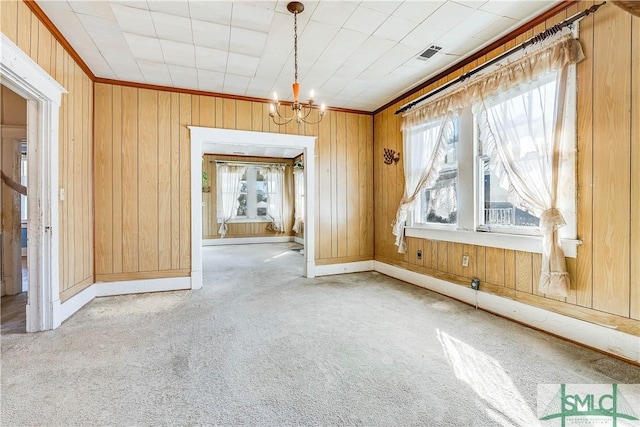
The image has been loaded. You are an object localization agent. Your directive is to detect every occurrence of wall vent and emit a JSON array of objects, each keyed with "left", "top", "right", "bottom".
[{"left": 417, "top": 45, "right": 442, "bottom": 61}]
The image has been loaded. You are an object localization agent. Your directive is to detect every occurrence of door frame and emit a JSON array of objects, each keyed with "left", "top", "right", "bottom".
[
  {"left": 188, "top": 127, "right": 317, "bottom": 280},
  {"left": 1, "top": 34, "right": 66, "bottom": 331}
]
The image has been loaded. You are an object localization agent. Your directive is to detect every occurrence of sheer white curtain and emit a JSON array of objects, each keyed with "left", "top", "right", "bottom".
[
  {"left": 292, "top": 167, "right": 304, "bottom": 234},
  {"left": 392, "top": 116, "right": 455, "bottom": 253},
  {"left": 262, "top": 165, "right": 286, "bottom": 232},
  {"left": 217, "top": 164, "right": 246, "bottom": 238},
  {"left": 476, "top": 68, "right": 571, "bottom": 296}
]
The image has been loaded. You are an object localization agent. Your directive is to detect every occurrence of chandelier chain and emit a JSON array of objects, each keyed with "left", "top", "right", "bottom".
[{"left": 293, "top": 10, "right": 298, "bottom": 83}]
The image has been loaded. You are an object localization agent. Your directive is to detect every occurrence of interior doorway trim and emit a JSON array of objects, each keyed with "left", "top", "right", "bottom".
[
  {"left": 188, "top": 127, "right": 317, "bottom": 280},
  {"left": 1, "top": 34, "right": 66, "bottom": 331}
]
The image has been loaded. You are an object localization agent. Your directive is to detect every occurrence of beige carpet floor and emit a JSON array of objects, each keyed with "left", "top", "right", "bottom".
[{"left": 1, "top": 243, "right": 639, "bottom": 426}]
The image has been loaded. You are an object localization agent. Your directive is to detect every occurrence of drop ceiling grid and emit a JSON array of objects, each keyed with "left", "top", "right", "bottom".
[{"left": 35, "top": 0, "right": 561, "bottom": 111}]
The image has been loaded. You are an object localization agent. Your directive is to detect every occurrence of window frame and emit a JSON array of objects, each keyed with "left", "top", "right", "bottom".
[
  {"left": 405, "top": 64, "right": 581, "bottom": 257},
  {"left": 217, "top": 165, "right": 271, "bottom": 223}
]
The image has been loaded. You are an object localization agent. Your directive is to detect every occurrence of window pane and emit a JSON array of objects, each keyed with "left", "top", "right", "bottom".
[
  {"left": 417, "top": 119, "right": 458, "bottom": 225},
  {"left": 236, "top": 173, "right": 247, "bottom": 216},
  {"left": 256, "top": 172, "right": 267, "bottom": 217},
  {"left": 479, "top": 158, "right": 540, "bottom": 228}
]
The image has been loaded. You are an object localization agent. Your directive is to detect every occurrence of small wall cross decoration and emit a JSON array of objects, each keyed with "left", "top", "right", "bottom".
[{"left": 383, "top": 148, "right": 400, "bottom": 165}]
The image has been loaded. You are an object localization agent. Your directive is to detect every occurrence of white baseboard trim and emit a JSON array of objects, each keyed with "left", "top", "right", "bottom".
[
  {"left": 58, "top": 285, "right": 96, "bottom": 325},
  {"left": 203, "top": 236, "right": 293, "bottom": 246},
  {"left": 293, "top": 236, "right": 304, "bottom": 245},
  {"left": 57, "top": 277, "right": 192, "bottom": 325},
  {"left": 374, "top": 261, "right": 640, "bottom": 364},
  {"left": 315, "top": 260, "right": 374, "bottom": 277}
]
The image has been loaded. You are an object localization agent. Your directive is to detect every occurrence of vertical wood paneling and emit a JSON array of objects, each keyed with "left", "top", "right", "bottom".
[
  {"left": 437, "top": 241, "right": 448, "bottom": 271},
  {"left": 112, "top": 85, "right": 123, "bottom": 274},
  {"left": 504, "top": 250, "right": 516, "bottom": 289},
  {"left": 1, "top": 0, "right": 18, "bottom": 42},
  {"left": 515, "top": 251, "right": 533, "bottom": 294},
  {"left": 346, "top": 114, "right": 359, "bottom": 257},
  {"left": 591, "top": 4, "right": 631, "bottom": 317},
  {"left": 485, "top": 247, "right": 505, "bottom": 286},
  {"left": 630, "top": 13, "right": 640, "bottom": 320},
  {"left": 138, "top": 89, "right": 159, "bottom": 271},
  {"left": 235, "top": 100, "right": 252, "bottom": 130},
  {"left": 576, "top": 0, "right": 594, "bottom": 309},
  {"left": 94, "top": 84, "right": 113, "bottom": 274},
  {"left": 158, "top": 91, "right": 172, "bottom": 271},
  {"left": 16, "top": 1, "right": 31, "bottom": 54},
  {"left": 336, "top": 112, "right": 347, "bottom": 258},
  {"left": 121, "top": 86, "right": 139, "bottom": 272},
  {"left": 169, "top": 93, "right": 181, "bottom": 269},
  {"left": 318, "top": 114, "right": 332, "bottom": 259},
  {"left": 179, "top": 94, "right": 191, "bottom": 269}
]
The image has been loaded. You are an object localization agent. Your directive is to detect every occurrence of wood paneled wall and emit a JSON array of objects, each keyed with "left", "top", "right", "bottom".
[
  {"left": 1, "top": 0, "right": 94, "bottom": 301},
  {"left": 94, "top": 83, "right": 374, "bottom": 281},
  {"left": 202, "top": 154, "right": 294, "bottom": 240},
  {"left": 373, "top": 1, "right": 640, "bottom": 335}
]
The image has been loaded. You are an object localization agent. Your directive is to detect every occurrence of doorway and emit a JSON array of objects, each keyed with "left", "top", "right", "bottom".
[
  {"left": 1, "top": 33, "right": 65, "bottom": 331},
  {"left": 188, "top": 126, "right": 317, "bottom": 286},
  {"left": 1, "top": 84, "right": 28, "bottom": 333}
]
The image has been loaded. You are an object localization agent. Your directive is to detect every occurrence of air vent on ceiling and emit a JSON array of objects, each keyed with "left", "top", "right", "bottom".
[{"left": 417, "top": 45, "right": 442, "bottom": 61}]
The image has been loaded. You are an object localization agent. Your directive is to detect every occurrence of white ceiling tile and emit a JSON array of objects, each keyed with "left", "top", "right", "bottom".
[
  {"left": 360, "top": 1, "right": 401, "bottom": 15},
  {"left": 319, "top": 76, "right": 352, "bottom": 97},
  {"left": 109, "top": 58, "right": 144, "bottom": 81},
  {"left": 254, "top": 53, "right": 288, "bottom": 78},
  {"left": 332, "top": 36, "right": 396, "bottom": 79},
  {"left": 168, "top": 64, "right": 198, "bottom": 88},
  {"left": 373, "top": 14, "right": 418, "bottom": 43},
  {"left": 449, "top": 9, "right": 502, "bottom": 37},
  {"left": 473, "top": 15, "right": 518, "bottom": 40},
  {"left": 124, "top": 33, "right": 164, "bottom": 62},
  {"left": 111, "top": 3, "right": 156, "bottom": 37},
  {"left": 112, "top": 1, "right": 148, "bottom": 10},
  {"left": 77, "top": 13, "right": 122, "bottom": 38},
  {"left": 452, "top": 0, "right": 488, "bottom": 9},
  {"left": 480, "top": 0, "right": 554, "bottom": 21},
  {"left": 262, "top": 11, "right": 294, "bottom": 54},
  {"left": 196, "top": 46, "right": 228, "bottom": 73},
  {"left": 393, "top": 1, "right": 444, "bottom": 23},
  {"left": 192, "top": 19, "right": 230, "bottom": 50},
  {"left": 422, "top": 1, "right": 476, "bottom": 31},
  {"left": 315, "top": 28, "right": 368, "bottom": 67},
  {"left": 226, "top": 52, "right": 260, "bottom": 77},
  {"left": 298, "top": 20, "right": 340, "bottom": 54},
  {"left": 309, "top": 1, "right": 358, "bottom": 26},
  {"left": 137, "top": 60, "right": 172, "bottom": 85},
  {"left": 188, "top": 1, "right": 232, "bottom": 25},
  {"left": 231, "top": 3, "right": 275, "bottom": 32},
  {"left": 229, "top": 27, "right": 268, "bottom": 57},
  {"left": 69, "top": 1, "right": 116, "bottom": 20},
  {"left": 160, "top": 39, "right": 196, "bottom": 67},
  {"left": 359, "top": 44, "right": 418, "bottom": 80},
  {"left": 147, "top": 1, "right": 190, "bottom": 18},
  {"left": 198, "top": 69, "right": 225, "bottom": 92},
  {"left": 223, "top": 74, "right": 250, "bottom": 94},
  {"left": 400, "top": 21, "right": 446, "bottom": 50},
  {"left": 246, "top": 78, "right": 276, "bottom": 97},
  {"left": 336, "top": 79, "right": 372, "bottom": 99},
  {"left": 152, "top": 11, "right": 193, "bottom": 43},
  {"left": 343, "top": 6, "right": 387, "bottom": 36}
]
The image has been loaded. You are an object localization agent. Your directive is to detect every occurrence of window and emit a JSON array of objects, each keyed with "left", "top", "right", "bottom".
[
  {"left": 416, "top": 118, "right": 459, "bottom": 226},
  {"left": 20, "top": 149, "right": 27, "bottom": 223},
  {"left": 236, "top": 168, "right": 266, "bottom": 218},
  {"left": 226, "top": 167, "right": 268, "bottom": 220},
  {"left": 405, "top": 65, "right": 577, "bottom": 255}
]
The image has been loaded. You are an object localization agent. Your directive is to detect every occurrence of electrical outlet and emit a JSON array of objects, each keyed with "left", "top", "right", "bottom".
[
  {"left": 462, "top": 255, "right": 469, "bottom": 267},
  {"left": 417, "top": 249, "right": 422, "bottom": 260},
  {"left": 471, "top": 278, "right": 480, "bottom": 290}
]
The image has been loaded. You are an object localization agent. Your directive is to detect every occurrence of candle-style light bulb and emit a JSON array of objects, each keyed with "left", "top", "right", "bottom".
[
  {"left": 320, "top": 103, "right": 326, "bottom": 114},
  {"left": 273, "top": 92, "right": 278, "bottom": 102},
  {"left": 269, "top": 103, "right": 275, "bottom": 115},
  {"left": 309, "top": 90, "right": 315, "bottom": 100}
]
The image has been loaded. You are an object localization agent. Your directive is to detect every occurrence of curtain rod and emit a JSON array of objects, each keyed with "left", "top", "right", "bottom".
[
  {"left": 214, "top": 160, "right": 287, "bottom": 167},
  {"left": 395, "top": 2, "right": 606, "bottom": 116}
]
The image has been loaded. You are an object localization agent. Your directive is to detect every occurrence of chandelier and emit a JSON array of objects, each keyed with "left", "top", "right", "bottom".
[{"left": 269, "top": 2, "right": 326, "bottom": 126}]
